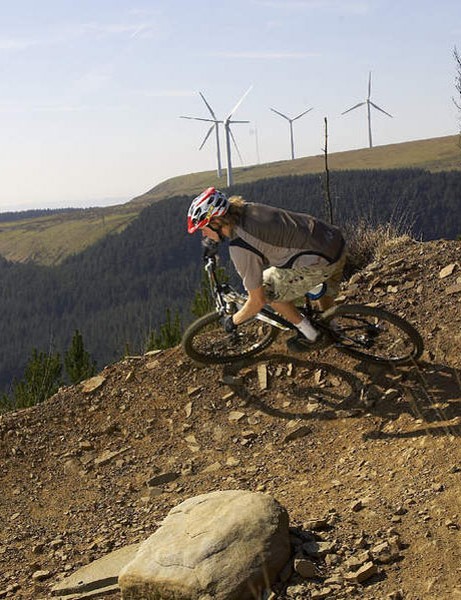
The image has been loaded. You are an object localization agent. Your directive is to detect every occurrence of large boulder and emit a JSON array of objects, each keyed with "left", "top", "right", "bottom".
[{"left": 119, "top": 489, "right": 290, "bottom": 600}]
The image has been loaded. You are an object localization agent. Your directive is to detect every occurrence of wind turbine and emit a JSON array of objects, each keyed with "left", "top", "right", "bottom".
[
  {"left": 341, "top": 71, "right": 393, "bottom": 148},
  {"left": 180, "top": 92, "right": 224, "bottom": 178},
  {"left": 223, "top": 86, "right": 252, "bottom": 186},
  {"left": 269, "top": 105, "right": 313, "bottom": 159}
]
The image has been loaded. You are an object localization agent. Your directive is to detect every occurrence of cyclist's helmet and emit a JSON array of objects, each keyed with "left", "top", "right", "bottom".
[{"left": 187, "top": 187, "right": 229, "bottom": 234}]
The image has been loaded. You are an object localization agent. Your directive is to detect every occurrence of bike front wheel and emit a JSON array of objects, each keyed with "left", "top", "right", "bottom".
[
  {"left": 321, "top": 304, "right": 424, "bottom": 364},
  {"left": 182, "top": 312, "right": 279, "bottom": 364}
]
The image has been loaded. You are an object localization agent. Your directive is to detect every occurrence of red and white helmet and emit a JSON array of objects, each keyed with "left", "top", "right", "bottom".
[{"left": 187, "top": 187, "right": 229, "bottom": 234}]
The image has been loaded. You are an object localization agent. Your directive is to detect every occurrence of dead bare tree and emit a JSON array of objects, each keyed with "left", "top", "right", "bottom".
[
  {"left": 321, "top": 117, "right": 334, "bottom": 225},
  {"left": 454, "top": 46, "right": 461, "bottom": 140}
]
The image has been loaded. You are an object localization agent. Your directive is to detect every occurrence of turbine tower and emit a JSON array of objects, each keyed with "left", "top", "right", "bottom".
[
  {"left": 180, "top": 92, "right": 223, "bottom": 178},
  {"left": 223, "top": 86, "right": 252, "bottom": 186},
  {"left": 341, "top": 72, "right": 392, "bottom": 148},
  {"left": 270, "top": 105, "right": 313, "bottom": 160}
]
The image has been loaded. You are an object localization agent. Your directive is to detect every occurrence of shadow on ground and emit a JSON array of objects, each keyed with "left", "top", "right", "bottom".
[{"left": 220, "top": 352, "right": 461, "bottom": 439}]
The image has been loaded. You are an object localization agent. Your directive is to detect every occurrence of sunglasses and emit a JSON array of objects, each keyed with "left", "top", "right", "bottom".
[{"left": 208, "top": 221, "right": 221, "bottom": 233}]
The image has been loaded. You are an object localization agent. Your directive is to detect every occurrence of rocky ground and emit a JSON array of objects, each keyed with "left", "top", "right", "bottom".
[{"left": 0, "top": 237, "right": 460, "bottom": 600}]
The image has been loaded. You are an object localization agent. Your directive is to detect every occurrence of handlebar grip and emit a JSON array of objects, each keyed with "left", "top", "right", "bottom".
[{"left": 202, "top": 238, "right": 219, "bottom": 259}]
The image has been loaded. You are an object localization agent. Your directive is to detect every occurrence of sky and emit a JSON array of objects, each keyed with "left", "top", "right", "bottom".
[{"left": 0, "top": 0, "right": 460, "bottom": 213}]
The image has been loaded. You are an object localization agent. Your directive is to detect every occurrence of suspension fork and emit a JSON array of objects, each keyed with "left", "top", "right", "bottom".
[{"left": 204, "top": 257, "right": 227, "bottom": 315}]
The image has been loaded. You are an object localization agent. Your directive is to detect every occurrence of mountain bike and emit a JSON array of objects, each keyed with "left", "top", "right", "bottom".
[{"left": 182, "top": 254, "right": 424, "bottom": 366}]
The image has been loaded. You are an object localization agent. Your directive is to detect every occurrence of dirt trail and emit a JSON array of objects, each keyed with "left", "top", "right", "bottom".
[{"left": 0, "top": 238, "right": 460, "bottom": 599}]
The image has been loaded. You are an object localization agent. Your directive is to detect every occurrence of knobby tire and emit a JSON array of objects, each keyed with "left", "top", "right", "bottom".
[
  {"left": 182, "top": 311, "right": 279, "bottom": 364},
  {"left": 321, "top": 304, "right": 424, "bottom": 364}
]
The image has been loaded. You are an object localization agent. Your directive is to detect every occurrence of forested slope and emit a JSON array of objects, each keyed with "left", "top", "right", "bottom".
[{"left": 1, "top": 168, "right": 461, "bottom": 395}]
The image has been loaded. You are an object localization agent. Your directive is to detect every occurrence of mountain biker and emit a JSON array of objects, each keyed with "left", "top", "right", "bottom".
[{"left": 187, "top": 187, "right": 347, "bottom": 351}]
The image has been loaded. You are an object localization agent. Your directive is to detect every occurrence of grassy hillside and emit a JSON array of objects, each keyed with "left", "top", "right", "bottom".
[
  {"left": 0, "top": 205, "right": 139, "bottom": 265},
  {"left": 0, "top": 134, "right": 459, "bottom": 265},
  {"left": 133, "top": 134, "right": 461, "bottom": 205}
]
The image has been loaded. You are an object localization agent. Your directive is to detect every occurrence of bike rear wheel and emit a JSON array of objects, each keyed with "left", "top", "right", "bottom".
[
  {"left": 182, "top": 312, "right": 279, "bottom": 364},
  {"left": 321, "top": 304, "right": 423, "bottom": 364}
]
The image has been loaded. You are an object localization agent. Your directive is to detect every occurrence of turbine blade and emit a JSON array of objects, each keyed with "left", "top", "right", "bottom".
[
  {"left": 293, "top": 107, "right": 313, "bottom": 121},
  {"left": 229, "top": 127, "right": 244, "bottom": 164},
  {"left": 227, "top": 119, "right": 250, "bottom": 124},
  {"left": 341, "top": 102, "right": 366, "bottom": 115},
  {"left": 369, "top": 101, "right": 393, "bottom": 118},
  {"left": 270, "top": 107, "right": 290, "bottom": 120},
  {"left": 368, "top": 71, "right": 372, "bottom": 99},
  {"left": 199, "top": 92, "right": 217, "bottom": 119},
  {"left": 226, "top": 85, "right": 253, "bottom": 121},
  {"left": 180, "top": 115, "right": 217, "bottom": 123},
  {"left": 199, "top": 125, "right": 215, "bottom": 150}
]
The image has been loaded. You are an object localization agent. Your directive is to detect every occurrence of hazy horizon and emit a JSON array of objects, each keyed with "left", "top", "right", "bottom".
[{"left": 0, "top": 0, "right": 460, "bottom": 212}]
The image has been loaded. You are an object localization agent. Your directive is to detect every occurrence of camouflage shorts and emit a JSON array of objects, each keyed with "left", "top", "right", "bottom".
[{"left": 263, "top": 252, "right": 347, "bottom": 303}]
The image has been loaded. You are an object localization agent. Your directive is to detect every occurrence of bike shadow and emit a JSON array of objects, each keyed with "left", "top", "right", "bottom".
[
  {"left": 221, "top": 351, "right": 461, "bottom": 438},
  {"left": 357, "top": 359, "right": 461, "bottom": 439},
  {"left": 222, "top": 352, "right": 366, "bottom": 423}
]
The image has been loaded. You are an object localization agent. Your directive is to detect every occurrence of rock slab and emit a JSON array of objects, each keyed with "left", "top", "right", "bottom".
[
  {"left": 52, "top": 543, "right": 140, "bottom": 597},
  {"left": 119, "top": 489, "right": 290, "bottom": 600}
]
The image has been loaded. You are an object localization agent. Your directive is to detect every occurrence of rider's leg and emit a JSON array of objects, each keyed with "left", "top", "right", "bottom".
[
  {"left": 263, "top": 267, "right": 321, "bottom": 342},
  {"left": 270, "top": 300, "right": 319, "bottom": 341}
]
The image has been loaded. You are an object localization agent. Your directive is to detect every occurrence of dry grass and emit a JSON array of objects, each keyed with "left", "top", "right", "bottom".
[{"left": 343, "top": 219, "right": 413, "bottom": 277}]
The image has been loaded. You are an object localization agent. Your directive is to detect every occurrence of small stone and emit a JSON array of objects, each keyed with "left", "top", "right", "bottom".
[
  {"left": 32, "top": 570, "right": 51, "bottom": 581},
  {"left": 303, "top": 518, "right": 329, "bottom": 531},
  {"left": 383, "top": 388, "right": 400, "bottom": 400},
  {"left": 294, "top": 557, "right": 317, "bottom": 579},
  {"left": 147, "top": 472, "right": 179, "bottom": 487},
  {"left": 446, "top": 283, "right": 461, "bottom": 295},
  {"left": 371, "top": 541, "right": 400, "bottom": 564},
  {"left": 187, "top": 386, "right": 202, "bottom": 397},
  {"left": 439, "top": 263, "right": 456, "bottom": 278},
  {"left": 394, "top": 505, "right": 408, "bottom": 515},
  {"left": 145, "top": 360, "right": 159, "bottom": 369},
  {"left": 257, "top": 364, "right": 268, "bottom": 390},
  {"left": 79, "top": 441, "right": 94, "bottom": 454},
  {"left": 345, "top": 561, "right": 378, "bottom": 583},
  {"left": 283, "top": 425, "right": 312, "bottom": 443},
  {"left": 324, "top": 575, "right": 344, "bottom": 586},
  {"left": 81, "top": 375, "right": 106, "bottom": 393},
  {"left": 202, "top": 461, "right": 221, "bottom": 473},
  {"left": 303, "top": 540, "right": 335, "bottom": 557},
  {"left": 432, "top": 482, "right": 444, "bottom": 492},
  {"left": 228, "top": 411, "right": 245, "bottom": 422},
  {"left": 94, "top": 448, "right": 129, "bottom": 466}
]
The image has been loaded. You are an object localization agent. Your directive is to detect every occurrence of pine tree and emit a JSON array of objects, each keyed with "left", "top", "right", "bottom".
[
  {"left": 64, "top": 330, "right": 96, "bottom": 384},
  {"left": 145, "top": 309, "right": 182, "bottom": 351},
  {"left": 9, "top": 348, "right": 62, "bottom": 409}
]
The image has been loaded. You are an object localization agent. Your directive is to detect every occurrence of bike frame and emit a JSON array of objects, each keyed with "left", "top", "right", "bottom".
[{"left": 204, "top": 256, "right": 332, "bottom": 336}]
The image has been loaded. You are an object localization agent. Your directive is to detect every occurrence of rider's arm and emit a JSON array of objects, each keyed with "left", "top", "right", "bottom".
[{"left": 232, "top": 286, "right": 266, "bottom": 326}]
